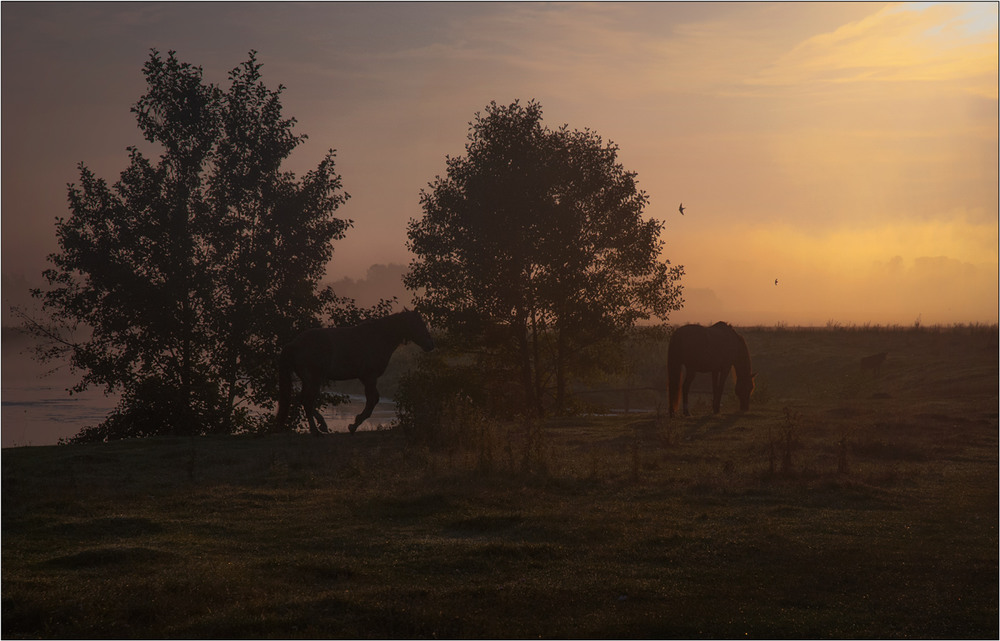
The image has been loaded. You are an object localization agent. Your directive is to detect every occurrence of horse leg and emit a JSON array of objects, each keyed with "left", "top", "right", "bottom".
[
  {"left": 310, "top": 405, "right": 330, "bottom": 435},
  {"left": 712, "top": 369, "right": 730, "bottom": 414},
  {"left": 300, "top": 380, "right": 329, "bottom": 436},
  {"left": 681, "top": 370, "right": 695, "bottom": 417},
  {"left": 349, "top": 378, "right": 379, "bottom": 434},
  {"left": 300, "top": 389, "right": 320, "bottom": 435}
]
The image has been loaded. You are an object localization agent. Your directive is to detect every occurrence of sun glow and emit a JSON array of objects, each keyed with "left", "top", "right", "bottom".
[
  {"left": 2, "top": 2, "right": 997, "bottom": 327},
  {"left": 751, "top": 2, "right": 998, "bottom": 95},
  {"left": 670, "top": 215, "right": 998, "bottom": 326}
]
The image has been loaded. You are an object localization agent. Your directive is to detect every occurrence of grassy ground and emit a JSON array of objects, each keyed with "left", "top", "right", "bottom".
[{"left": 3, "top": 326, "right": 997, "bottom": 638}]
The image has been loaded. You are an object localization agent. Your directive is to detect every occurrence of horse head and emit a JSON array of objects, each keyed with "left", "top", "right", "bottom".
[
  {"left": 403, "top": 308, "right": 435, "bottom": 352},
  {"left": 735, "top": 372, "right": 756, "bottom": 411}
]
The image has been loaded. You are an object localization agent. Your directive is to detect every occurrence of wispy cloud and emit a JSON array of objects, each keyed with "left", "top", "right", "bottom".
[
  {"left": 4, "top": 2, "right": 997, "bottom": 324},
  {"left": 749, "top": 2, "right": 998, "bottom": 97}
]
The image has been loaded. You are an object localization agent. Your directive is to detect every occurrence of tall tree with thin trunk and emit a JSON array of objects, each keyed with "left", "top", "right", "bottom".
[
  {"left": 405, "top": 100, "right": 684, "bottom": 416},
  {"left": 32, "top": 50, "right": 364, "bottom": 441}
]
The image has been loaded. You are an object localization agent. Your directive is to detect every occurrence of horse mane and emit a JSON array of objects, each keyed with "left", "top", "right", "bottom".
[
  {"left": 357, "top": 310, "right": 407, "bottom": 327},
  {"left": 733, "top": 332, "right": 752, "bottom": 375},
  {"left": 356, "top": 309, "right": 423, "bottom": 344},
  {"left": 711, "top": 322, "right": 751, "bottom": 376}
]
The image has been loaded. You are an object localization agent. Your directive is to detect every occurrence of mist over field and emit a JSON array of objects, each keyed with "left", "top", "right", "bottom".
[
  {"left": 1, "top": 4, "right": 996, "bottom": 634},
  {"left": 4, "top": 325, "right": 997, "bottom": 637},
  {"left": 3, "top": 2, "right": 996, "bottom": 328}
]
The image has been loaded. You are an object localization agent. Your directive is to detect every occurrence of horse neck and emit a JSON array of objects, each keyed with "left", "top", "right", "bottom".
[
  {"left": 373, "top": 313, "right": 409, "bottom": 348},
  {"left": 733, "top": 336, "right": 752, "bottom": 379}
]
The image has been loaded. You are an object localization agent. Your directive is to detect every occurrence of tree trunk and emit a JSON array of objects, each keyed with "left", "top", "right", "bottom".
[
  {"left": 515, "top": 307, "right": 540, "bottom": 417},
  {"left": 530, "top": 307, "right": 545, "bottom": 417},
  {"left": 555, "top": 327, "right": 567, "bottom": 414},
  {"left": 178, "top": 295, "right": 196, "bottom": 436}
]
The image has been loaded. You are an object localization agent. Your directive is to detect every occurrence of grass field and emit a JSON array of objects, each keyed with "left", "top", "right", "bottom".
[{"left": 3, "top": 326, "right": 997, "bottom": 638}]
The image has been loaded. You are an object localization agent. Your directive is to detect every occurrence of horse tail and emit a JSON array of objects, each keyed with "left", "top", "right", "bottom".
[
  {"left": 667, "top": 331, "right": 683, "bottom": 416},
  {"left": 275, "top": 344, "right": 295, "bottom": 429}
]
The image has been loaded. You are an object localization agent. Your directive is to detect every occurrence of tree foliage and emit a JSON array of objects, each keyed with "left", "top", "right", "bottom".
[
  {"left": 405, "top": 100, "right": 684, "bottom": 416},
  {"left": 32, "top": 50, "right": 377, "bottom": 441}
]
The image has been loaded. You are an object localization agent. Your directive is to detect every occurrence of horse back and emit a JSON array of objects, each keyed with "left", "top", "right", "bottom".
[
  {"left": 290, "top": 325, "right": 396, "bottom": 381},
  {"left": 670, "top": 323, "right": 740, "bottom": 373}
]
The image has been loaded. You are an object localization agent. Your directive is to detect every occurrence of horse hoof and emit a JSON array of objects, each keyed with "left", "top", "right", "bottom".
[{"left": 348, "top": 424, "right": 358, "bottom": 434}]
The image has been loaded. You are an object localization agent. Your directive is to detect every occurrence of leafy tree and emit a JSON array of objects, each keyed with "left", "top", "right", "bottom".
[
  {"left": 31, "top": 49, "right": 373, "bottom": 441},
  {"left": 405, "top": 100, "right": 684, "bottom": 416}
]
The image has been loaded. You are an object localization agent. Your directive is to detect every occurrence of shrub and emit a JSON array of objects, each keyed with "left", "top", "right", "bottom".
[{"left": 393, "top": 353, "right": 489, "bottom": 448}]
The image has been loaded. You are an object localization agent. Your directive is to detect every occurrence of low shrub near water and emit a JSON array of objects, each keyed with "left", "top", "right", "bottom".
[
  {"left": 393, "top": 354, "right": 555, "bottom": 476},
  {"left": 393, "top": 353, "right": 489, "bottom": 447}
]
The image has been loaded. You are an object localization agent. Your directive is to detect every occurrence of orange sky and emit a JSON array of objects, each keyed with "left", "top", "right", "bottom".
[{"left": 2, "top": 2, "right": 997, "bottom": 326}]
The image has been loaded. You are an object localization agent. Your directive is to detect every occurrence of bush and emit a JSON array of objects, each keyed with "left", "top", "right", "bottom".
[
  {"left": 393, "top": 353, "right": 489, "bottom": 447},
  {"left": 66, "top": 377, "right": 226, "bottom": 443}
]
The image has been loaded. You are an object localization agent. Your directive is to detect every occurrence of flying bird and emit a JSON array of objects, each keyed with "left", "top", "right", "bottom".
[
  {"left": 774, "top": 278, "right": 779, "bottom": 286},
  {"left": 678, "top": 203, "right": 685, "bottom": 215}
]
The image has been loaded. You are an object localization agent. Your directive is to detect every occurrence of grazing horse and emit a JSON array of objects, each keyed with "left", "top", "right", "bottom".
[
  {"left": 860, "top": 351, "right": 888, "bottom": 378},
  {"left": 667, "top": 322, "right": 755, "bottom": 417},
  {"left": 276, "top": 310, "right": 434, "bottom": 434}
]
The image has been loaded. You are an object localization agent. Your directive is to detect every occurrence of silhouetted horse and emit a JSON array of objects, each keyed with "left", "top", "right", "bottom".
[
  {"left": 276, "top": 310, "right": 434, "bottom": 434},
  {"left": 860, "top": 351, "right": 887, "bottom": 378},
  {"left": 667, "top": 322, "right": 755, "bottom": 417}
]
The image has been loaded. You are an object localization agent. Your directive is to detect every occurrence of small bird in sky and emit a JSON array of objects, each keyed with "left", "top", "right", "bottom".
[
  {"left": 774, "top": 278, "right": 779, "bottom": 286},
  {"left": 678, "top": 203, "right": 685, "bottom": 215}
]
